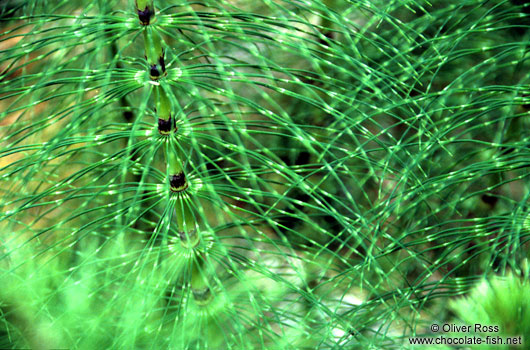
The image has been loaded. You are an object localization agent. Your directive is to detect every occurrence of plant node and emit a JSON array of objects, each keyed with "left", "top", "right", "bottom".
[
  {"left": 192, "top": 287, "right": 212, "bottom": 305},
  {"left": 158, "top": 116, "right": 175, "bottom": 135},
  {"left": 179, "top": 228, "right": 200, "bottom": 249},
  {"left": 135, "top": 0, "right": 155, "bottom": 25},
  {"left": 170, "top": 172, "right": 188, "bottom": 192}
]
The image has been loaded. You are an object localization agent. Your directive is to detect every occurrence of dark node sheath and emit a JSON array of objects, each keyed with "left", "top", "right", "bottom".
[
  {"left": 149, "top": 53, "right": 166, "bottom": 80},
  {"left": 150, "top": 64, "right": 161, "bottom": 79},
  {"left": 179, "top": 228, "right": 196, "bottom": 242},
  {"left": 170, "top": 172, "right": 188, "bottom": 192},
  {"left": 149, "top": 58, "right": 166, "bottom": 80},
  {"left": 158, "top": 116, "right": 175, "bottom": 135},
  {"left": 137, "top": 7, "right": 153, "bottom": 25},
  {"left": 159, "top": 55, "right": 165, "bottom": 73},
  {"left": 192, "top": 287, "right": 211, "bottom": 303},
  {"left": 123, "top": 110, "right": 134, "bottom": 121}
]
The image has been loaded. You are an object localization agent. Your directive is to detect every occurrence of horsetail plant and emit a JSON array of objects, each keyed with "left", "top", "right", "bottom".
[
  {"left": 1, "top": 0, "right": 530, "bottom": 349},
  {"left": 136, "top": 0, "right": 207, "bottom": 307}
]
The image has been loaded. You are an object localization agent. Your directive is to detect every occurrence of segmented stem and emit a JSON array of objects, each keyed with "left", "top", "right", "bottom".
[
  {"left": 133, "top": 0, "right": 211, "bottom": 305},
  {"left": 155, "top": 86, "right": 175, "bottom": 135},
  {"left": 191, "top": 256, "right": 213, "bottom": 305}
]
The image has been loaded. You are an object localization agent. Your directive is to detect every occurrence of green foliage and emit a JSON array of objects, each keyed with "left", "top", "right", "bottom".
[
  {"left": 450, "top": 272, "right": 530, "bottom": 349},
  {"left": 0, "top": 0, "right": 529, "bottom": 349}
]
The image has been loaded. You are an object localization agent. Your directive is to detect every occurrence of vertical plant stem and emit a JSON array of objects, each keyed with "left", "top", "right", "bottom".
[
  {"left": 135, "top": 0, "right": 212, "bottom": 306},
  {"left": 191, "top": 255, "right": 213, "bottom": 305}
]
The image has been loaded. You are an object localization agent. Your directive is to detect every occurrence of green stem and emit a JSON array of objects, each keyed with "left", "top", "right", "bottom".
[
  {"left": 143, "top": 28, "right": 166, "bottom": 80},
  {"left": 175, "top": 198, "right": 199, "bottom": 248},
  {"left": 166, "top": 144, "right": 188, "bottom": 193},
  {"left": 191, "top": 256, "right": 213, "bottom": 305},
  {"left": 155, "top": 85, "right": 175, "bottom": 134}
]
